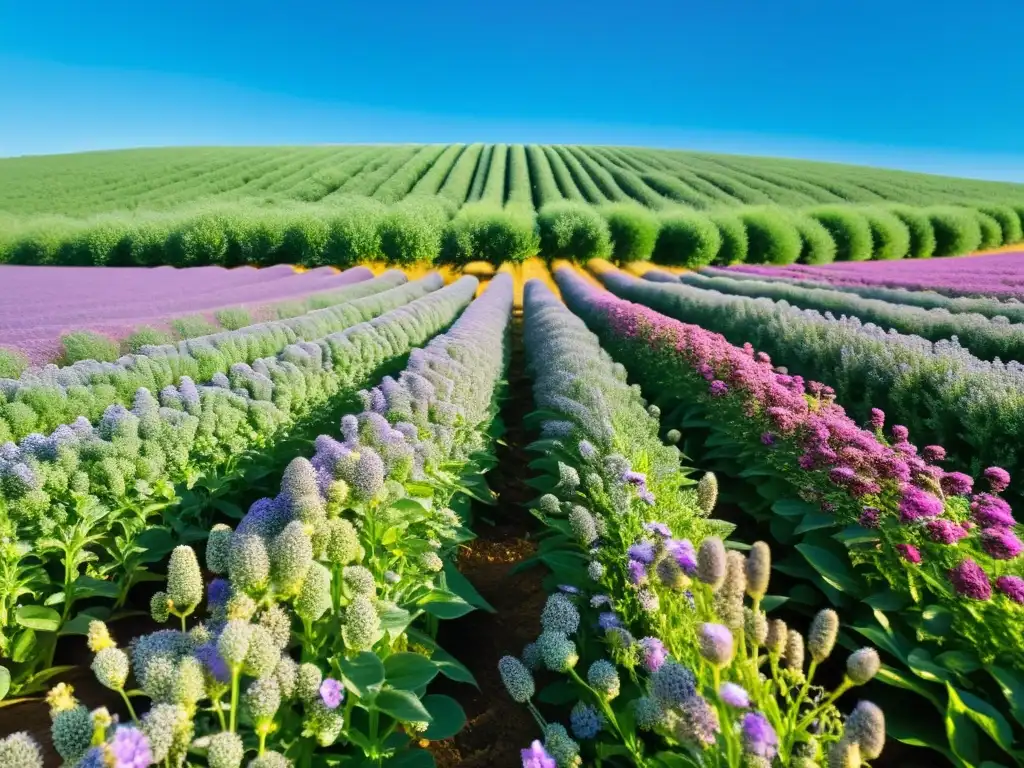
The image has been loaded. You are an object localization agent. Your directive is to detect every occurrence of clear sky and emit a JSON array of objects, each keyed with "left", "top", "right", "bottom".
[{"left": 2, "top": 0, "right": 1023, "bottom": 180}]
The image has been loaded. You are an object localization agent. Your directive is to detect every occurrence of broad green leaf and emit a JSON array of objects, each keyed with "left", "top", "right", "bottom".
[
  {"left": 382, "top": 751, "right": 435, "bottom": 768},
  {"left": 384, "top": 653, "right": 439, "bottom": 691},
  {"left": 16, "top": 605, "right": 61, "bottom": 632},
  {"left": 537, "top": 680, "right": 579, "bottom": 705},
  {"left": 421, "top": 695, "right": 466, "bottom": 740},
  {"left": 989, "top": 666, "right": 1024, "bottom": 729},
  {"left": 59, "top": 608, "right": 113, "bottom": 637},
  {"left": 374, "top": 689, "right": 431, "bottom": 723},
  {"left": 73, "top": 575, "right": 120, "bottom": 599},
  {"left": 770, "top": 499, "right": 817, "bottom": 519},
  {"left": 378, "top": 604, "right": 413, "bottom": 641},
  {"left": 339, "top": 652, "right": 385, "bottom": 698},
  {"left": 908, "top": 649, "right": 956, "bottom": 684},
  {"left": 11, "top": 629, "right": 36, "bottom": 663},
  {"left": 832, "top": 525, "right": 881, "bottom": 545},
  {"left": 0, "top": 667, "right": 9, "bottom": 701},
  {"left": 795, "top": 543, "right": 861, "bottom": 594},
  {"left": 795, "top": 512, "right": 836, "bottom": 534},
  {"left": 921, "top": 604, "right": 954, "bottom": 637},
  {"left": 419, "top": 590, "right": 475, "bottom": 620},
  {"left": 442, "top": 561, "right": 494, "bottom": 613},
  {"left": 935, "top": 651, "right": 982, "bottom": 675},
  {"left": 863, "top": 590, "right": 909, "bottom": 612},
  {"left": 760, "top": 595, "right": 789, "bottom": 612},
  {"left": 950, "top": 684, "right": 1016, "bottom": 753},
  {"left": 875, "top": 665, "right": 942, "bottom": 707},
  {"left": 946, "top": 682, "right": 982, "bottom": 766}
]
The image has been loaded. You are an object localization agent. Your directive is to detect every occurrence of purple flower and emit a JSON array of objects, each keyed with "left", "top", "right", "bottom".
[
  {"left": 869, "top": 408, "right": 885, "bottom": 430},
  {"left": 926, "top": 519, "right": 969, "bottom": 545},
  {"left": 207, "top": 578, "right": 231, "bottom": 609},
  {"left": 698, "top": 623, "right": 734, "bottom": 666},
  {"left": 590, "top": 594, "right": 611, "bottom": 608},
  {"left": 644, "top": 522, "right": 672, "bottom": 538},
  {"left": 320, "top": 678, "right": 344, "bottom": 709},
  {"left": 949, "top": 559, "right": 992, "bottom": 600},
  {"left": 940, "top": 472, "right": 973, "bottom": 496},
  {"left": 638, "top": 488, "right": 656, "bottom": 506},
  {"left": 859, "top": 507, "right": 880, "bottom": 529},
  {"left": 195, "top": 642, "right": 230, "bottom": 683},
  {"left": 971, "top": 494, "right": 1016, "bottom": 527},
  {"left": 985, "top": 467, "right": 1012, "bottom": 493},
  {"left": 598, "top": 612, "right": 623, "bottom": 631},
  {"left": 898, "top": 485, "right": 943, "bottom": 523},
  {"left": 740, "top": 712, "right": 779, "bottom": 759},
  {"left": 110, "top": 726, "right": 153, "bottom": 768},
  {"left": 828, "top": 466, "right": 857, "bottom": 487},
  {"left": 760, "top": 432, "right": 775, "bottom": 446},
  {"left": 996, "top": 575, "right": 1024, "bottom": 604},
  {"left": 720, "top": 682, "right": 750, "bottom": 708},
  {"left": 665, "top": 538, "right": 697, "bottom": 574},
  {"left": 558, "top": 584, "right": 581, "bottom": 595},
  {"left": 709, "top": 380, "right": 728, "bottom": 396},
  {"left": 622, "top": 470, "right": 647, "bottom": 487},
  {"left": 981, "top": 527, "right": 1023, "bottom": 560},
  {"left": 639, "top": 637, "right": 668, "bottom": 673},
  {"left": 922, "top": 445, "right": 946, "bottom": 463},
  {"left": 896, "top": 544, "right": 921, "bottom": 564},
  {"left": 521, "top": 740, "right": 556, "bottom": 768},
  {"left": 891, "top": 425, "right": 909, "bottom": 442},
  {"left": 578, "top": 440, "right": 596, "bottom": 459},
  {"left": 627, "top": 559, "right": 647, "bottom": 585},
  {"left": 628, "top": 541, "right": 656, "bottom": 564}
]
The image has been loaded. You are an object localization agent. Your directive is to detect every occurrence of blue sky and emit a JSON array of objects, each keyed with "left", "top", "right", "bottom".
[{"left": 1, "top": 0, "right": 1023, "bottom": 180}]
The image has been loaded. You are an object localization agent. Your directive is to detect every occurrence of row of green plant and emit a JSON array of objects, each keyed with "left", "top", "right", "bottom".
[
  {"left": 678, "top": 269, "right": 1024, "bottom": 363},
  {"left": 0, "top": 272, "right": 426, "bottom": 442},
  {"left": 500, "top": 278, "right": 886, "bottom": 767},
  {"left": 572, "top": 265, "right": 1024, "bottom": 766},
  {"left": 2, "top": 273, "right": 515, "bottom": 768},
  {"left": 0, "top": 278, "right": 479, "bottom": 699},
  {"left": 5, "top": 190, "right": 1020, "bottom": 272}
]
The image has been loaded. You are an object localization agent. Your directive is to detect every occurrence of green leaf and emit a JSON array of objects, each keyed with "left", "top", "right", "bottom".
[
  {"left": 10, "top": 629, "right": 37, "bottom": 663},
  {"left": 73, "top": 575, "right": 120, "bottom": 599},
  {"left": 15, "top": 605, "right": 61, "bottom": 632},
  {"left": 374, "top": 689, "right": 431, "bottom": 724},
  {"left": 419, "top": 590, "right": 475, "bottom": 620},
  {"left": 989, "top": 666, "right": 1024, "bottom": 729},
  {"left": 832, "top": 525, "right": 881, "bottom": 545},
  {"left": 384, "top": 653, "right": 439, "bottom": 691},
  {"left": 863, "top": 590, "right": 909, "bottom": 612},
  {"left": 908, "top": 649, "right": 955, "bottom": 684},
  {"left": 771, "top": 498, "right": 819, "bottom": 518},
  {"left": 921, "top": 604, "right": 954, "bottom": 637},
  {"left": 339, "top": 652, "right": 385, "bottom": 698},
  {"left": 795, "top": 512, "right": 836, "bottom": 534},
  {"left": 421, "top": 694, "right": 466, "bottom": 740},
  {"left": 378, "top": 604, "right": 413, "bottom": 641},
  {"left": 949, "top": 684, "right": 1016, "bottom": 753},
  {"left": 795, "top": 543, "right": 861, "bottom": 595},
  {"left": 875, "top": 665, "right": 942, "bottom": 707},
  {"left": 935, "top": 651, "right": 982, "bottom": 675},
  {"left": 760, "top": 595, "right": 789, "bottom": 612},
  {"left": 429, "top": 647, "right": 477, "bottom": 689},
  {"left": 0, "top": 667, "right": 10, "bottom": 701},
  {"left": 442, "top": 560, "right": 494, "bottom": 613},
  {"left": 59, "top": 608, "right": 112, "bottom": 637},
  {"left": 945, "top": 682, "right": 982, "bottom": 766}
]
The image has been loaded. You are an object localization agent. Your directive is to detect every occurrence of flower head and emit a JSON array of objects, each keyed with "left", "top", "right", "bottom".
[
  {"left": 570, "top": 702, "right": 603, "bottom": 740},
  {"left": 499, "top": 656, "right": 535, "bottom": 703},
  {"left": 699, "top": 623, "right": 734, "bottom": 667},
  {"left": 741, "top": 712, "right": 779, "bottom": 759},
  {"left": 982, "top": 527, "right": 1023, "bottom": 560},
  {"left": 997, "top": 575, "right": 1024, "bottom": 604},
  {"left": 521, "top": 740, "right": 556, "bottom": 768},
  {"left": 639, "top": 637, "right": 668, "bottom": 673},
  {"left": 110, "top": 726, "right": 154, "bottom": 768},
  {"left": 720, "top": 682, "right": 750, "bottom": 708},
  {"left": 949, "top": 559, "right": 992, "bottom": 600},
  {"left": 587, "top": 659, "right": 620, "bottom": 699},
  {"left": 896, "top": 543, "right": 921, "bottom": 564},
  {"left": 319, "top": 678, "right": 344, "bottom": 710},
  {"left": 846, "top": 648, "right": 880, "bottom": 685},
  {"left": 984, "top": 467, "right": 1011, "bottom": 493},
  {"left": 541, "top": 593, "right": 580, "bottom": 635}
]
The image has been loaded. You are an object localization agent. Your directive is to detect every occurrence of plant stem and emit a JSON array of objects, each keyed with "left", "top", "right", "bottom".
[
  {"left": 229, "top": 666, "right": 241, "bottom": 732},
  {"left": 118, "top": 689, "right": 139, "bottom": 723}
]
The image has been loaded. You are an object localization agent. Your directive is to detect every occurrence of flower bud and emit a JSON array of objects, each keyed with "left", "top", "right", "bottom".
[
  {"left": 587, "top": 659, "right": 620, "bottom": 699},
  {"left": 697, "top": 472, "right": 718, "bottom": 514},
  {"left": 295, "top": 562, "right": 332, "bottom": 623},
  {"left": 766, "top": 619, "right": 787, "bottom": 656},
  {"left": 167, "top": 546, "right": 203, "bottom": 612},
  {"left": 699, "top": 623, "right": 734, "bottom": 667},
  {"left": 808, "top": 609, "right": 839, "bottom": 663},
  {"left": 846, "top": 648, "right": 880, "bottom": 685},
  {"left": 206, "top": 524, "right": 233, "bottom": 574},
  {"left": 745, "top": 542, "right": 771, "bottom": 600},
  {"left": 696, "top": 536, "right": 726, "bottom": 589},
  {"left": 541, "top": 593, "right": 580, "bottom": 636},
  {"left": 207, "top": 731, "right": 245, "bottom": 768},
  {"left": 845, "top": 701, "right": 885, "bottom": 760},
  {"left": 538, "top": 631, "right": 578, "bottom": 672},
  {"left": 92, "top": 647, "right": 129, "bottom": 691},
  {"left": 498, "top": 656, "right": 535, "bottom": 703},
  {"left": 827, "top": 739, "right": 861, "bottom": 768},
  {"left": 785, "top": 630, "right": 805, "bottom": 673}
]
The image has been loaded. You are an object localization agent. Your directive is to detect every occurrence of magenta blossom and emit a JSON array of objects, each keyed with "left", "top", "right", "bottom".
[
  {"left": 896, "top": 544, "right": 921, "bottom": 564},
  {"left": 709, "top": 380, "right": 728, "bottom": 396},
  {"left": 639, "top": 637, "right": 668, "bottom": 673},
  {"left": 971, "top": 494, "right": 1016, "bottom": 528},
  {"left": 981, "top": 527, "right": 1023, "bottom": 560},
  {"left": 926, "top": 519, "right": 969, "bottom": 545},
  {"left": 522, "top": 740, "right": 556, "bottom": 768},
  {"left": 949, "top": 559, "right": 992, "bottom": 600},
  {"left": 996, "top": 575, "right": 1024, "bottom": 604},
  {"left": 320, "top": 678, "right": 344, "bottom": 709},
  {"left": 984, "top": 467, "right": 1012, "bottom": 493},
  {"left": 898, "top": 485, "right": 943, "bottom": 523},
  {"left": 940, "top": 472, "right": 974, "bottom": 497}
]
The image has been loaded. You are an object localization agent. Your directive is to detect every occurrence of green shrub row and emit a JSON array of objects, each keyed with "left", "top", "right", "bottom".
[{"left": 2, "top": 197, "right": 1021, "bottom": 269}]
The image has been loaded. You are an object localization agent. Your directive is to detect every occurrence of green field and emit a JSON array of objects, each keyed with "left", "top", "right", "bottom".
[{"left": 2, "top": 144, "right": 1023, "bottom": 268}]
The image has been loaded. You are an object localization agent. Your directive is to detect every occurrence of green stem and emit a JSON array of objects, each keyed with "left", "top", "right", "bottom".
[
  {"left": 229, "top": 666, "right": 242, "bottom": 732},
  {"left": 118, "top": 688, "right": 139, "bottom": 724},
  {"left": 258, "top": 729, "right": 267, "bottom": 756},
  {"left": 796, "top": 679, "right": 851, "bottom": 733}
]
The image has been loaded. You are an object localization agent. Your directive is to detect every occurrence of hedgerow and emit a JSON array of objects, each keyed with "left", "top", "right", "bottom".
[
  {"left": 788, "top": 211, "right": 836, "bottom": 264},
  {"left": 739, "top": 207, "right": 802, "bottom": 265},
  {"left": 651, "top": 209, "right": 721, "bottom": 268},
  {"left": 862, "top": 206, "right": 911, "bottom": 260},
  {"left": 927, "top": 206, "right": 984, "bottom": 256},
  {"left": 537, "top": 201, "right": 612, "bottom": 261},
  {"left": 887, "top": 204, "right": 936, "bottom": 258},
  {"left": 807, "top": 205, "right": 873, "bottom": 261},
  {"left": 600, "top": 203, "right": 659, "bottom": 264},
  {"left": 976, "top": 203, "right": 1023, "bottom": 244},
  {"left": 708, "top": 210, "right": 749, "bottom": 265},
  {"left": 976, "top": 210, "right": 1005, "bottom": 249},
  {"left": 441, "top": 202, "right": 538, "bottom": 266}
]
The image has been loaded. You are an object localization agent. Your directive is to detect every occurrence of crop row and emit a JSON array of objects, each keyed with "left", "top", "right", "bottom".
[
  {"left": 0, "top": 276, "right": 480, "bottom": 697},
  {"left": 0, "top": 271, "right": 426, "bottom": 441},
  {"left": 679, "top": 269, "right": 1024, "bottom": 362},
  {"left": 7, "top": 193, "right": 1021, "bottom": 273},
  {"left": 501, "top": 279, "right": 884, "bottom": 766},
  {"left": 5, "top": 273, "right": 515, "bottom": 767},
  {"left": 557, "top": 264, "right": 1024, "bottom": 766}
]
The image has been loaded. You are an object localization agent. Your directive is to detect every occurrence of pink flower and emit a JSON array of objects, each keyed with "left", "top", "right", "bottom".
[
  {"left": 948, "top": 559, "right": 992, "bottom": 600},
  {"left": 981, "top": 527, "right": 1023, "bottom": 560},
  {"left": 984, "top": 467, "right": 1011, "bottom": 493},
  {"left": 896, "top": 543, "right": 921, "bottom": 564}
]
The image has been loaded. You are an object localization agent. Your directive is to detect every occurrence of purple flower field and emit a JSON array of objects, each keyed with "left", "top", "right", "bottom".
[
  {"left": 0, "top": 264, "right": 371, "bottom": 363},
  {"left": 728, "top": 250, "right": 1024, "bottom": 299}
]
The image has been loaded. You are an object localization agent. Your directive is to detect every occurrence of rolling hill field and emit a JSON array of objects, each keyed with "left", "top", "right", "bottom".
[{"left": 2, "top": 144, "right": 1024, "bottom": 270}]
